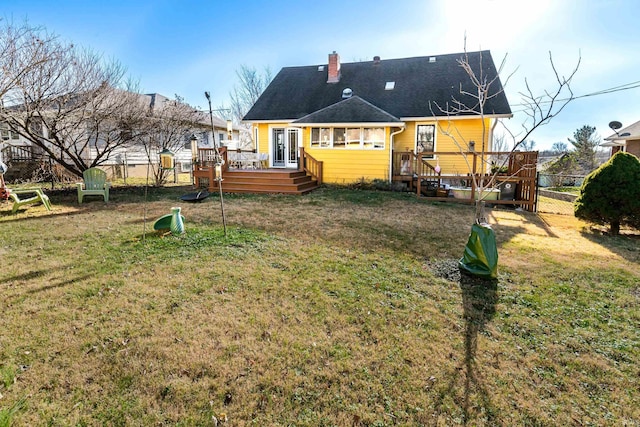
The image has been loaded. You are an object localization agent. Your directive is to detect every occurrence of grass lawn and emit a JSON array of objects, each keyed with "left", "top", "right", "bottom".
[
  {"left": 547, "top": 186, "right": 581, "bottom": 195},
  {"left": 1, "top": 186, "right": 638, "bottom": 426}
]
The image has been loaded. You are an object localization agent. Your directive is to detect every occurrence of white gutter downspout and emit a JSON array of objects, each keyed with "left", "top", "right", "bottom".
[
  {"left": 389, "top": 125, "right": 406, "bottom": 183},
  {"left": 489, "top": 117, "right": 499, "bottom": 152}
]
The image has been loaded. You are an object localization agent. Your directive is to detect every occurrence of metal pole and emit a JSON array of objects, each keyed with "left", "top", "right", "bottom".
[{"left": 205, "top": 92, "right": 227, "bottom": 237}]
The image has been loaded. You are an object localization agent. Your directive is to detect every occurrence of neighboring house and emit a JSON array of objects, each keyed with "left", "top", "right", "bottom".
[
  {"left": 99, "top": 93, "right": 238, "bottom": 179},
  {"left": 0, "top": 92, "right": 238, "bottom": 181},
  {"left": 602, "top": 120, "right": 640, "bottom": 159},
  {"left": 243, "top": 50, "right": 512, "bottom": 184}
]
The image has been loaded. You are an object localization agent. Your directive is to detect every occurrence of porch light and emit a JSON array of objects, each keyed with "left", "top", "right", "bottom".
[{"left": 227, "top": 119, "right": 233, "bottom": 142}]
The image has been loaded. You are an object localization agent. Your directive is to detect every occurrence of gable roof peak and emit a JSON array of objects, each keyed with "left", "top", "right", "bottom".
[{"left": 292, "top": 95, "right": 401, "bottom": 125}]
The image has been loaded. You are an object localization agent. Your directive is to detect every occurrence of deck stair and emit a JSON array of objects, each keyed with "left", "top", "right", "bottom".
[{"left": 195, "top": 168, "right": 319, "bottom": 195}]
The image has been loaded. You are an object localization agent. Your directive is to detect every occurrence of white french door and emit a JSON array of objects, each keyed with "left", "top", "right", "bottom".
[{"left": 271, "top": 127, "right": 300, "bottom": 168}]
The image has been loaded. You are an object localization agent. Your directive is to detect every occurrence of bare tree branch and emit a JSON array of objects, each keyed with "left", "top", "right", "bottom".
[
  {"left": 433, "top": 46, "right": 580, "bottom": 222},
  {"left": 216, "top": 65, "right": 272, "bottom": 148},
  {"left": 136, "top": 94, "right": 203, "bottom": 186},
  {"left": 1, "top": 22, "right": 145, "bottom": 177}
]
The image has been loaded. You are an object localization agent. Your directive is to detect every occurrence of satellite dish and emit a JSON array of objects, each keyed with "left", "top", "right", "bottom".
[{"left": 608, "top": 121, "right": 623, "bottom": 131}]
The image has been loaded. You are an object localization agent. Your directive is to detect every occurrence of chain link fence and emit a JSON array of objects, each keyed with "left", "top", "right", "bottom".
[
  {"left": 537, "top": 194, "right": 576, "bottom": 215},
  {"left": 536, "top": 173, "right": 582, "bottom": 216},
  {"left": 2, "top": 157, "right": 77, "bottom": 189}
]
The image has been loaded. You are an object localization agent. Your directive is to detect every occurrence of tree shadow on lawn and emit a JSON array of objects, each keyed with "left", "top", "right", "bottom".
[
  {"left": 24, "top": 273, "right": 94, "bottom": 294},
  {"left": 0, "top": 205, "right": 94, "bottom": 223},
  {"left": 579, "top": 228, "right": 640, "bottom": 264},
  {"left": 0, "top": 267, "right": 55, "bottom": 285},
  {"left": 459, "top": 273, "right": 499, "bottom": 425},
  {"left": 0, "top": 264, "right": 90, "bottom": 296},
  {"left": 488, "top": 208, "right": 559, "bottom": 239},
  {"left": 429, "top": 260, "right": 501, "bottom": 425}
]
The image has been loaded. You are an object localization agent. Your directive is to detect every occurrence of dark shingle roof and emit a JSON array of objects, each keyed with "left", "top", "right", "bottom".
[
  {"left": 292, "top": 96, "right": 402, "bottom": 124},
  {"left": 243, "top": 50, "right": 511, "bottom": 122}
]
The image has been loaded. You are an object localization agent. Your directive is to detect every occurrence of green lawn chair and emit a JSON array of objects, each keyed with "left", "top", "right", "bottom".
[
  {"left": 77, "top": 167, "right": 110, "bottom": 203},
  {"left": 9, "top": 188, "right": 52, "bottom": 213}
]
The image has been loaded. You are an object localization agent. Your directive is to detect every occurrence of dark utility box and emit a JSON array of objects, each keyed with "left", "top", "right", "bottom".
[{"left": 497, "top": 181, "right": 516, "bottom": 200}]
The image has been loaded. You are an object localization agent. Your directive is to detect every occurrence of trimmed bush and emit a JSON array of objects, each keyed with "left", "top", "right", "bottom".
[{"left": 574, "top": 152, "right": 640, "bottom": 234}]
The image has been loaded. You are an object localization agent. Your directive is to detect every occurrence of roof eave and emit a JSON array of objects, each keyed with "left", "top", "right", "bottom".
[
  {"left": 605, "top": 134, "right": 640, "bottom": 141},
  {"left": 242, "top": 119, "right": 299, "bottom": 124},
  {"left": 399, "top": 113, "right": 513, "bottom": 121},
  {"left": 290, "top": 122, "right": 405, "bottom": 127},
  {"left": 600, "top": 141, "right": 626, "bottom": 147}
]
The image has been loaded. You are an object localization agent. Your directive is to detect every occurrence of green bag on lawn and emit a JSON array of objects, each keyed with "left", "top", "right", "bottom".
[{"left": 459, "top": 223, "right": 498, "bottom": 279}]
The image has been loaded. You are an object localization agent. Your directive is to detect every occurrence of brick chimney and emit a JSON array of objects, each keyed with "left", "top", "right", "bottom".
[{"left": 327, "top": 51, "right": 340, "bottom": 83}]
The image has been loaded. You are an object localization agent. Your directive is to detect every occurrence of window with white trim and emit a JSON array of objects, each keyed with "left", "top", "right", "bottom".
[
  {"left": 363, "top": 128, "right": 385, "bottom": 149},
  {"left": 416, "top": 124, "right": 435, "bottom": 159},
  {"left": 333, "top": 128, "right": 346, "bottom": 148},
  {"left": 0, "top": 123, "right": 19, "bottom": 141},
  {"left": 309, "top": 126, "right": 385, "bottom": 149}
]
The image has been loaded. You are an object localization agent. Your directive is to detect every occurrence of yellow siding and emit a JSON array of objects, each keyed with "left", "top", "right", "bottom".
[
  {"left": 253, "top": 119, "right": 490, "bottom": 182},
  {"left": 394, "top": 119, "right": 492, "bottom": 175},
  {"left": 254, "top": 124, "right": 391, "bottom": 184},
  {"left": 302, "top": 128, "right": 390, "bottom": 184},
  {"left": 306, "top": 148, "right": 389, "bottom": 184},
  {"left": 255, "top": 123, "right": 289, "bottom": 155}
]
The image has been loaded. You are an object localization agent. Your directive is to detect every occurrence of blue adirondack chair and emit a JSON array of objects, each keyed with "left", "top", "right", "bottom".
[{"left": 77, "top": 168, "right": 110, "bottom": 203}]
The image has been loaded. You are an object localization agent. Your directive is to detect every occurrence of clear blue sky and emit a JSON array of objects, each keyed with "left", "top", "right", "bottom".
[{"left": 3, "top": 0, "right": 640, "bottom": 150}]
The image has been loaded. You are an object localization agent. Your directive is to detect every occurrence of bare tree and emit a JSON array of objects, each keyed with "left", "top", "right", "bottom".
[
  {"left": 434, "top": 48, "right": 580, "bottom": 222},
  {"left": 229, "top": 65, "right": 272, "bottom": 122},
  {"left": 551, "top": 141, "right": 568, "bottom": 154},
  {"left": 137, "top": 94, "right": 203, "bottom": 186},
  {"left": 519, "top": 139, "right": 537, "bottom": 151},
  {"left": 0, "top": 22, "right": 146, "bottom": 177},
  {"left": 490, "top": 132, "right": 511, "bottom": 173},
  {"left": 492, "top": 133, "right": 510, "bottom": 152},
  {"left": 217, "top": 65, "right": 272, "bottom": 147},
  {"left": 0, "top": 19, "right": 63, "bottom": 99}
]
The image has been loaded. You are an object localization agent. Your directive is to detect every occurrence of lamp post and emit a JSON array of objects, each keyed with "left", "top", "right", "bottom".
[{"left": 205, "top": 91, "right": 227, "bottom": 237}]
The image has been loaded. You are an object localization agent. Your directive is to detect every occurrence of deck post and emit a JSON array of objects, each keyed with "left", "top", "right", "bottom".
[{"left": 299, "top": 146, "right": 305, "bottom": 172}]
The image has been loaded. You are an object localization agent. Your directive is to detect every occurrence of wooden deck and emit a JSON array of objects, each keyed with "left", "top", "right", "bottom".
[
  {"left": 392, "top": 150, "right": 539, "bottom": 212},
  {"left": 194, "top": 167, "right": 319, "bottom": 195},
  {"left": 194, "top": 147, "right": 321, "bottom": 195}
]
